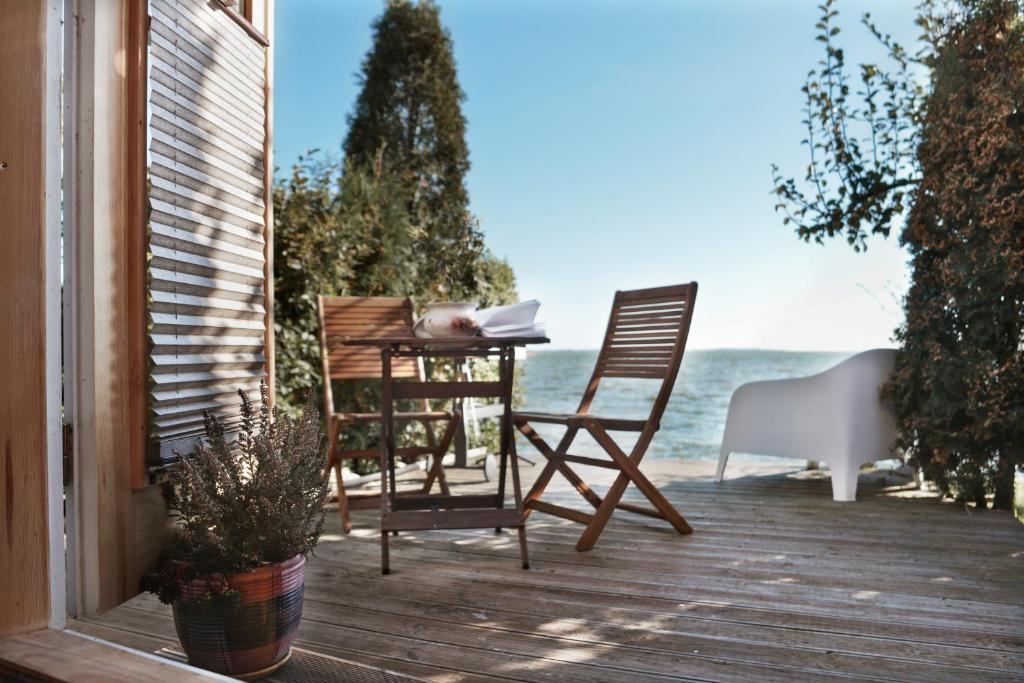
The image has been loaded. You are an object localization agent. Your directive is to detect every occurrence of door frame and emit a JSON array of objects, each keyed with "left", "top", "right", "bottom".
[
  {"left": 45, "top": 0, "right": 68, "bottom": 630},
  {"left": 0, "top": 0, "right": 66, "bottom": 637}
]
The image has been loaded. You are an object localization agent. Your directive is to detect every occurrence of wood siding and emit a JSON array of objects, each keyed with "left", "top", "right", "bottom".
[{"left": 146, "top": 0, "right": 269, "bottom": 467}]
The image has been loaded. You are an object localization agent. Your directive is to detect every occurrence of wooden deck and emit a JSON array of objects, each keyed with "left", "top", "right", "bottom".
[{"left": 73, "top": 461, "right": 1024, "bottom": 682}]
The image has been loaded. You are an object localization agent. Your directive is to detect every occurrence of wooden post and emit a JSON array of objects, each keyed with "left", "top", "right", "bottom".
[
  {"left": 70, "top": 0, "right": 138, "bottom": 614},
  {"left": 0, "top": 0, "right": 64, "bottom": 636},
  {"left": 453, "top": 361, "right": 469, "bottom": 467}
]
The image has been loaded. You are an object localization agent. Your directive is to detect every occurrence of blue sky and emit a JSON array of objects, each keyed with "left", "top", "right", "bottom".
[{"left": 275, "top": 0, "right": 921, "bottom": 351}]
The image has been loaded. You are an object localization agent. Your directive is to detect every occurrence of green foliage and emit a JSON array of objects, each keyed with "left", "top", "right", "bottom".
[
  {"left": 888, "top": 1, "right": 1024, "bottom": 510},
  {"left": 344, "top": 0, "right": 482, "bottom": 300},
  {"left": 777, "top": 0, "right": 1024, "bottom": 509},
  {"left": 143, "top": 384, "right": 329, "bottom": 605},
  {"left": 273, "top": 0, "right": 521, "bottom": 471},
  {"left": 771, "top": 0, "right": 928, "bottom": 250},
  {"left": 273, "top": 154, "right": 419, "bottom": 412}
]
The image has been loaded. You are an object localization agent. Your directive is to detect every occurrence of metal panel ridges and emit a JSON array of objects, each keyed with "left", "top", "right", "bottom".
[{"left": 146, "top": 0, "right": 267, "bottom": 466}]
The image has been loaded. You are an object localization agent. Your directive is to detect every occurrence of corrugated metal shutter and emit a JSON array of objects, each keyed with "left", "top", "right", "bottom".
[{"left": 146, "top": 0, "right": 268, "bottom": 467}]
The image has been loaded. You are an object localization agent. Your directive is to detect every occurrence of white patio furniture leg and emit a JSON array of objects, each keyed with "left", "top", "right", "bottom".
[
  {"left": 828, "top": 459, "right": 859, "bottom": 502},
  {"left": 715, "top": 449, "right": 730, "bottom": 482}
]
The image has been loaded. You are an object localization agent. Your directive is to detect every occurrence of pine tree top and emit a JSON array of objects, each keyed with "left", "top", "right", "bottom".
[{"left": 344, "top": 0, "right": 470, "bottom": 221}]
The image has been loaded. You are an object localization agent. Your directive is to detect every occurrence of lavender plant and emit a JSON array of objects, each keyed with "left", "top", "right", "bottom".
[{"left": 143, "top": 382, "right": 329, "bottom": 605}]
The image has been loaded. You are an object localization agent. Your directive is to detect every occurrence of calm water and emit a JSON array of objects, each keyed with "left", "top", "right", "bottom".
[{"left": 518, "top": 349, "right": 850, "bottom": 462}]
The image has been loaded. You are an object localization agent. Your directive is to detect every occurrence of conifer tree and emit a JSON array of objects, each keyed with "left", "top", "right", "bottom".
[
  {"left": 343, "top": 0, "right": 481, "bottom": 299},
  {"left": 274, "top": 1, "right": 519, "bottom": 424}
]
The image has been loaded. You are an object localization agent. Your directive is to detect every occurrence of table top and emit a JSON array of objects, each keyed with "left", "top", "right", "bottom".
[{"left": 341, "top": 335, "right": 550, "bottom": 349}]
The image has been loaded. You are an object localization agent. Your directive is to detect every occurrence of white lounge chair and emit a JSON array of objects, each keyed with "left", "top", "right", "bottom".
[{"left": 716, "top": 349, "right": 898, "bottom": 502}]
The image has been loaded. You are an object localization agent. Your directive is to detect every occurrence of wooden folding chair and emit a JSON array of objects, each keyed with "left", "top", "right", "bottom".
[
  {"left": 318, "top": 296, "right": 458, "bottom": 533},
  {"left": 513, "top": 283, "right": 698, "bottom": 551}
]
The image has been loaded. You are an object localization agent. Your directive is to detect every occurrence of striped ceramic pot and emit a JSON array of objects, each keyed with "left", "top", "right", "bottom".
[{"left": 173, "top": 554, "right": 305, "bottom": 680}]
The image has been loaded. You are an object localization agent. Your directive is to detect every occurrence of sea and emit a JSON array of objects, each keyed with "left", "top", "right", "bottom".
[{"left": 517, "top": 349, "right": 850, "bottom": 464}]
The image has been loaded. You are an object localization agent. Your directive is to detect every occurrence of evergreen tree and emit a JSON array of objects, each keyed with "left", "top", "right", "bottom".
[
  {"left": 274, "top": 3, "right": 519, "bottom": 418},
  {"left": 273, "top": 153, "right": 416, "bottom": 410},
  {"left": 344, "top": 0, "right": 481, "bottom": 299}
]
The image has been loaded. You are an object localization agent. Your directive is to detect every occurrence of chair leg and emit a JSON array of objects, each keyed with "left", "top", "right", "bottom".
[
  {"left": 715, "top": 450, "right": 730, "bottom": 482},
  {"left": 518, "top": 423, "right": 603, "bottom": 511},
  {"left": 575, "top": 474, "right": 631, "bottom": 551},
  {"left": 331, "top": 454, "right": 356, "bottom": 532},
  {"left": 423, "top": 453, "right": 437, "bottom": 493},
  {"left": 588, "top": 423, "right": 691, "bottom": 536},
  {"left": 424, "top": 452, "right": 448, "bottom": 496},
  {"left": 423, "top": 416, "right": 456, "bottom": 496},
  {"left": 581, "top": 421, "right": 692, "bottom": 547},
  {"left": 614, "top": 461, "right": 692, "bottom": 535},
  {"left": 422, "top": 417, "right": 438, "bottom": 494},
  {"left": 437, "top": 461, "right": 451, "bottom": 496},
  {"left": 326, "top": 421, "right": 353, "bottom": 534},
  {"left": 516, "top": 526, "right": 530, "bottom": 569},
  {"left": 518, "top": 423, "right": 580, "bottom": 519},
  {"left": 334, "top": 460, "right": 352, "bottom": 534},
  {"left": 508, "top": 429, "right": 530, "bottom": 569},
  {"left": 522, "top": 461, "right": 558, "bottom": 520},
  {"left": 436, "top": 417, "right": 458, "bottom": 496},
  {"left": 828, "top": 459, "right": 859, "bottom": 502}
]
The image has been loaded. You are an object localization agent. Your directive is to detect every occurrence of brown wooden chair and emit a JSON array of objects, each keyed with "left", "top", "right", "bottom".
[
  {"left": 318, "top": 295, "right": 458, "bottom": 533},
  {"left": 513, "top": 283, "right": 698, "bottom": 551}
]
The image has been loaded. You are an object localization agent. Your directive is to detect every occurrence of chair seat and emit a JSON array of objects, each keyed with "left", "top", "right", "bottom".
[
  {"left": 333, "top": 410, "right": 454, "bottom": 424},
  {"left": 512, "top": 411, "right": 649, "bottom": 432}
]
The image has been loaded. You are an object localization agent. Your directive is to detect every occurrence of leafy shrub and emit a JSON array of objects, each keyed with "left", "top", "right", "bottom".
[
  {"left": 887, "top": 0, "right": 1024, "bottom": 509},
  {"left": 773, "top": 0, "right": 1023, "bottom": 508},
  {"left": 272, "top": 0, "right": 524, "bottom": 471}
]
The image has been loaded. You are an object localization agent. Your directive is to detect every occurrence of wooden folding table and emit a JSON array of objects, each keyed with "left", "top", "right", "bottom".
[{"left": 342, "top": 336, "right": 549, "bottom": 574}]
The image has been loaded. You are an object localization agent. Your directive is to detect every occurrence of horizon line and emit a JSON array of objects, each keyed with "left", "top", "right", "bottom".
[{"left": 530, "top": 346, "right": 893, "bottom": 354}]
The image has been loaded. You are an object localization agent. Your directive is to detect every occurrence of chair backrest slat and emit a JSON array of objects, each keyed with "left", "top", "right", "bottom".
[
  {"left": 579, "top": 283, "right": 698, "bottom": 424},
  {"left": 318, "top": 296, "right": 423, "bottom": 415}
]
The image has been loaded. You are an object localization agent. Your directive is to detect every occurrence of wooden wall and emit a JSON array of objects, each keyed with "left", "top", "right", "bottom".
[
  {"left": 0, "top": 0, "right": 275, "bottom": 625},
  {"left": 0, "top": 0, "right": 53, "bottom": 636},
  {"left": 70, "top": 0, "right": 139, "bottom": 613},
  {"left": 67, "top": 0, "right": 275, "bottom": 615}
]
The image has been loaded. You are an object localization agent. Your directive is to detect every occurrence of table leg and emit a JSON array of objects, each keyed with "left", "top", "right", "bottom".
[
  {"left": 509, "top": 429, "right": 529, "bottom": 569},
  {"left": 503, "top": 351, "right": 529, "bottom": 568},
  {"left": 380, "top": 347, "right": 393, "bottom": 575},
  {"left": 453, "top": 360, "right": 468, "bottom": 468},
  {"left": 495, "top": 349, "right": 510, "bottom": 533}
]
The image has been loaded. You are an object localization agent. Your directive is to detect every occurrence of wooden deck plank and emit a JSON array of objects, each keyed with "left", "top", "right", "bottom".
[
  {"left": 0, "top": 629, "right": 224, "bottom": 682},
  {"left": 112, "top": 600, "right": 852, "bottom": 683},
  {"left": 330, "top": 521, "right": 1023, "bottom": 604},
  {"left": 311, "top": 529, "right": 1024, "bottom": 629},
  {"left": 293, "top": 586, "right": 1016, "bottom": 681},
  {"left": 295, "top": 569, "right": 1024, "bottom": 673},
  {"left": 77, "top": 462, "right": 1024, "bottom": 682},
  {"left": 74, "top": 612, "right": 496, "bottom": 683},
  {"left": 311, "top": 528, "right": 1024, "bottom": 634}
]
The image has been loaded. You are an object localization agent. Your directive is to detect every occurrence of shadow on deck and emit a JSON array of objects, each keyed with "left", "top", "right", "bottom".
[{"left": 73, "top": 462, "right": 1024, "bottom": 682}]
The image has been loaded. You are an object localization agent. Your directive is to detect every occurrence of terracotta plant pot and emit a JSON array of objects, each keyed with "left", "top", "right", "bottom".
[{"left": 173, "top": 555, "right": 305, "bottom": 680}]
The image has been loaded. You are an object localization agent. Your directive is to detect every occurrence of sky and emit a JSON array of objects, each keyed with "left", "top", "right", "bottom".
[{"left": 275, "top": 0, "right": 921, "bottom": 351}]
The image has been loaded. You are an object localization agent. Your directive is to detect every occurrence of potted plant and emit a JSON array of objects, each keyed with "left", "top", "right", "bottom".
[{"left": 143, "top": 383, "right": 329, "bottom": 680}]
